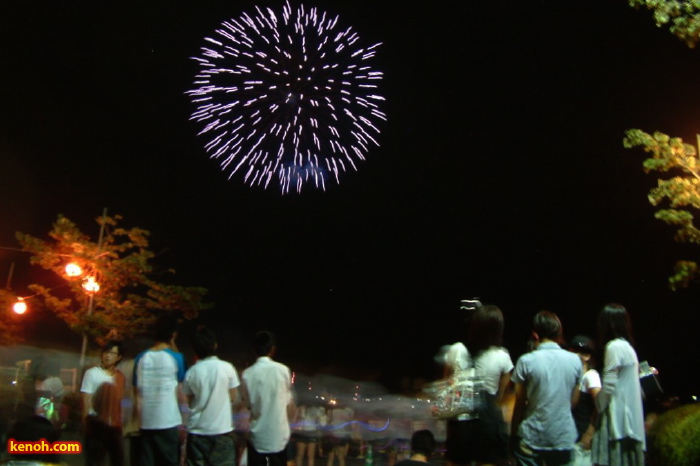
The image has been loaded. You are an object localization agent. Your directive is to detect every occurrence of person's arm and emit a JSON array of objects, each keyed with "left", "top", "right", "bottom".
[
  {"left": 571, "top": 384, "right": 581, "bottom": 409},
  {"left": 239, "top": 379, "right": 251, "bottom": 411},
  {"left": 596, "top": 343, "right": 620, "bottom": 413},
  {"left": 579, "top": 386, "right": 601, "bottom": 449},
  {"left": 511, "top": 381, "right": 527, "bottom": 440},
  {"left": 496, "top": 370, "right": 512, "bottom": 405},
  {"left": 229, "top": 388, "right": 238, "bottom": 405}
]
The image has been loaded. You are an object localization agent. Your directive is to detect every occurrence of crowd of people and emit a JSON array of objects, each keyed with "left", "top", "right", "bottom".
[
  {"left": 440, "top": 302, "right": 646, "bottom": 466},
  {"left": 1, "top": 302, "right": 649, "bottom": 466}
]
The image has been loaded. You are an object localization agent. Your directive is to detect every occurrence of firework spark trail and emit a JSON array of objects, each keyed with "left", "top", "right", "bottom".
[{"left": 187, "top": 1, "right": 385, "bottom": 193}]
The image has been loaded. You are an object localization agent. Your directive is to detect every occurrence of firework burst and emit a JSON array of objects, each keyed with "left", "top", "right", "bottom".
[{"left": 187, "top": 1, "right": 386, "bottom": 193}]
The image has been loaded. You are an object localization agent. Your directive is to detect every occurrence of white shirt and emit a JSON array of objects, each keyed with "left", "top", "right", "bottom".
[
  {"left": 473, "top": 346, "right": 514, "bottom": 396},
  {"left": 135, "top": 349, "right": 183, "bottom": 430},
  {"left": 183, "top": 356, "right": 240, "bottom": 435},
  {"left": 580, "top": 369, "right": 601, "bottom": 394},
  {"left": 243, "top": 356, "right": 292, "bottom": 453},
  {"left": 444, "top": 342, "right": 470, "bottom": 372},
  {"left": 596, "top": 339, "right": 645, "bottom": 448},
  {"left": 80, "top": 366, "right": 117, "bottom": 416}
]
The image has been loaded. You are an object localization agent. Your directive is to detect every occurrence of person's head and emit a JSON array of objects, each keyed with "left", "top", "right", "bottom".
[
  {"left": 597, "top": 303, "right": 635, "bottom": 347},
  {"left": 100, "top": 340, "right": 123, "bottom": 368},
  {"left": 153, "top": 314, "right": 178, "bottom": 344},
  {"left": 30, "top": 353, "right": 61, "bottom": 381},
  {"left": 252, "top": 330, "right": 276, "bottom": 357},
  {"left": 532, "top": 310, "right": 563, "bottom": 343},
  {"left": 568, "top": 335, "right": 595, "bottom": 369},
  {"left": 410, "top": 429, "right": 436, "bottom": 459},
  {"left": 192, "top": 326, "right": 218, "bottom": 359},
  {"left": 466, "top": 304, "right": 504, "bottom": 354},
  {"left": 7, "top": 415, "right": 60, "bottom": 462}
]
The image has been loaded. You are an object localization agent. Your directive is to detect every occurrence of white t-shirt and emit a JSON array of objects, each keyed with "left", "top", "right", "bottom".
[
  {"left": 474, "top": 346, "right": 514, "bottom": 396},
  {"left": 580, "top": 369, "right": 601, "bottom": 394},
  {"left": 80, "top": 366, "right": 117, "bottom": 416},
  {"left": 134, "top": 349, "right": 184, "bottom": 430},
  {"left": 243, "top": 356, "right": 292, "bottom": 453},
  {"left": 183, "top": 356, "right": 240, "bottom": 436},
  {"left": 444, "top": 342, "right": 470, "bottom": 372}
]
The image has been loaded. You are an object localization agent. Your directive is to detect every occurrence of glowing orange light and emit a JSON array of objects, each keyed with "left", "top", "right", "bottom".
[
  {"left": 13, "top": 298, "right": 27, "bottom": 315},
  {"left": 82, "top": 276, "right": 100, "bottom": 293},
  {"left": 65, "top": 263, "right": 83, "bottom": 277}
]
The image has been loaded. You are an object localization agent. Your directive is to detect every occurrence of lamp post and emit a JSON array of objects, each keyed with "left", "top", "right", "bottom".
[{"left": 76, "top": 207, "right": 108, "bottom": 368}]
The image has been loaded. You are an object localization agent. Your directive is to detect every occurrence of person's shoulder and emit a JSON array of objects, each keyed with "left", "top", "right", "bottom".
[
  {"left": 82, "top": 365, "right": 100, "bottom": 377},
  {"left": 165, "top": 348, "right": 184, "bottom": 360},
  {"left": 607, "top": 338, "right": 631, "bottom": 350}
]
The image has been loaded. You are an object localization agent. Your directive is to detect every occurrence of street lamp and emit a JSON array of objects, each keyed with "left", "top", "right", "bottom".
[
  {"left": 12, "top": 298, "right": 26, "bottom": 315},
  {"left": 82, "top": 276, "right": 100, "bottom": 293},
  {"left": 65, "top": 262, "right": 83, "bottom": 278}
]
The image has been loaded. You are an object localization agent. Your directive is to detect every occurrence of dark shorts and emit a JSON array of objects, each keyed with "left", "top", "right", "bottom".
[
  {"left": 85, "top": 417, "right": 124, "bottom": 466},
  {"left": 445, "top": 396, "right": 508, "bottom": 464},
  {"left": 514, "top": 442, "right": 572, "bottom": 466},
  {"left": 247, "top": 442, "right": 287, "bottom": 466},
  {"left": 187, "top": 433, "right": 236, "bottom": 466},
  {"left": 139, "top": 427, "right": 180, "bottom": 466},
  {"left": 292, "top": 432, "right": 319, "bottom": 443}
]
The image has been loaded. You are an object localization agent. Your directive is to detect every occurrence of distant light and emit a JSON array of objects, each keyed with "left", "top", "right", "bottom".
[
  {"left": 693, "top": 395, "right": 697, "bottom": 401},
  {"left": 82, "top": 276, "right": 100, "bottom": 293},
  {"left": 65, "top": 262, "right": 83, "bottom": 277},
  {"left": 13, "top": 298, "right": 27, "bottom": 315}
]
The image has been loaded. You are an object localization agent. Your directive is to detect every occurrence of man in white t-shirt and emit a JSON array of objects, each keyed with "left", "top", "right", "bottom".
[
  {"left": 81, "top": 340, "right": 125, "bottom": 466},
  {"left": 133, "top": 315, "right": 186, "bottom": 466},
  {"left": 241, "top": 331, "right": 295, "bottom": 466},
  {"left": 183, "top": 326, "right": 240, "bottom": 466}
]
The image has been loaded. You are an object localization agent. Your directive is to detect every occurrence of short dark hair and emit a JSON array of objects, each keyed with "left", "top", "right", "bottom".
[
  {"left": 102, "top": 340, "right": 123, "bottom": 356},
  {"left": 533, "top": 310, "right": 563, "bottom": 342},
  {"left": 252, "top": 331, "right": 276, "bottom": 357},
  {"left": 192, "top": 326, "right": 217, "bottom": 359},
  {"left": 467, "top": 304, "right": 504, "bottom": 354},
  {"left": 598, "top": 303, "right": 635, "bottom": 347},
  {"left": 410, "top": 429, "right": 436, "bottom": 458},
  {"left": 153, "top": 314, "right": 178, "bottom": 343}
]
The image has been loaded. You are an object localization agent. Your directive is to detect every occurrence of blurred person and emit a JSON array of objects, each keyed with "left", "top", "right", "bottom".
[
  {"left": 81, "top": 340, "right": 126, "bottom": 466},
  {"left": 511, "top": 311, "right": 582, "bottom": 466},
  {"left": 5, "top": 415, "right": 61, "bottom": 465},
  {"left": 240, "top": 331, "right": 295, "bottom": 466},
  {"left": 133, "top": 314, "right": 186, "bottom": 466},
  {"left": 32, "top": 354, "right": 64, "bottom": 427},
  {"left": 445, "top": 304, "right": 514, "bottom": 466},
  {"left": 568, "top": 335, "right": 601, "bottom": 465},
  {"left": 293, "top": 403, "right": 325, "bottom": 466},
  {"left": 591, "top": 304, "right": 645, "bottom": 466},
  {"left": 395, "top": 429, "right": 436, "bottom": 466},
  {"left": 183, "top": 326, "right": 240, "bottom": 466}
]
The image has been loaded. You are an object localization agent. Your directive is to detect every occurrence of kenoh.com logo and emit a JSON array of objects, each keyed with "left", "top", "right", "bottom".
[{"left": 7, "top": 438, "right": 82, "bottom": 454}]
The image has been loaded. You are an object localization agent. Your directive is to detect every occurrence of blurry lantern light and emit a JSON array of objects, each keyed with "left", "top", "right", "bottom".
[
  {"left": 82, "top": 276, "right": 100, "bottom": 293},
  {"left": 13, "top": 298, "right": 27, "bottom": 315},
  {"left": 65, "top": 262, "right": 83, "bottom": 277}
]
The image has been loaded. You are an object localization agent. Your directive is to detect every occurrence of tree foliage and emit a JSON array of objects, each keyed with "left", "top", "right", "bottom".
[
  {"left": 16, "top": 214, "right": 211, "bottom": 343},
  {"left": 629, "top": 0, "right": 700, "bottom": 47},
  {"left": 0, "top": 289, "right": 24, "bottom": 344},
  {"left": 623, "top": 129, "right": 700, "bottom": 288}
]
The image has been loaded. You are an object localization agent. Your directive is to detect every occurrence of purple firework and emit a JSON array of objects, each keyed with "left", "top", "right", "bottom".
[{"left": 187, "top": 1, "right": 386, "bottom": 193}]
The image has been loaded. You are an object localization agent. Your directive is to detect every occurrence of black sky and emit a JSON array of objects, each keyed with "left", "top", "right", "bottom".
[{"left": 1, "top": 1, "right": 700, "bottom": 395}]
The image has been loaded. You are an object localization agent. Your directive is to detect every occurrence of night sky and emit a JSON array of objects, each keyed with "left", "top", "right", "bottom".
[{"left": 1, "top": 1, "right": 699, "bottom": 395}]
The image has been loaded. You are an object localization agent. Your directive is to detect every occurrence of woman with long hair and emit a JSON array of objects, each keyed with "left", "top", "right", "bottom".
[
  {"left": 592, "top": 303, "right": 645, "bottom": 466},
  {"left": 445, "top": 304, "right": 513, "bottom": 466}
]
